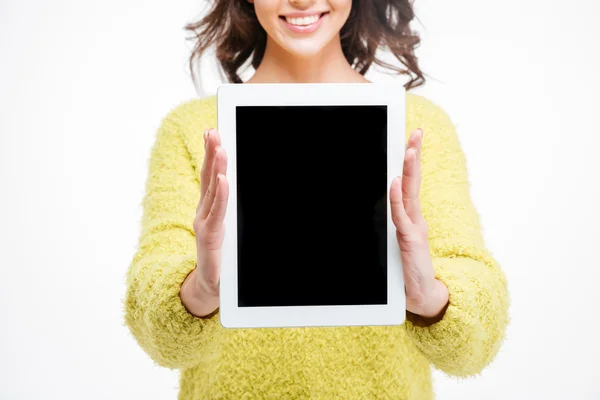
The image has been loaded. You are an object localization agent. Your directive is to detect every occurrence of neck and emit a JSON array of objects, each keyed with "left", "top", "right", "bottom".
[{"left": 248, "top": 36, "right": 369, "bottom": 84}]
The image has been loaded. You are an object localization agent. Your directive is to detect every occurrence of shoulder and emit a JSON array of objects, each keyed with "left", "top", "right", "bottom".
[
  {"left": 406, "top": 92, "right": 453, "bottom": 125},
  {"left": 153, "top": 95, "right": 217, "bottom": 160},
  {"left": 405, "top": 92, "right": 465, "bottom": 167},
  {"left": 405, "top": 92, "right": 459, "bottom": 146},
  {"left": 159, "top": 95, "right": 217, "bottom": 132}
]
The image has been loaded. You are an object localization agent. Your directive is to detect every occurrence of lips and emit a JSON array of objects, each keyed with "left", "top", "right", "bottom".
[
  {"left": 285, "top": 14, "right": 321, "bottom": 26},
  {"left": 279, "top": 12, "right": 329, "bottom": 34}
]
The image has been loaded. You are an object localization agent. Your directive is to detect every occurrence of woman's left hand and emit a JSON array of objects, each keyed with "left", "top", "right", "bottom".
[{"left": 390, "top": 128, "right": 450, "bottom": 321}]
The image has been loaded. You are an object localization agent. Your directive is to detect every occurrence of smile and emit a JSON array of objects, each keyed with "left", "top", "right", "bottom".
[{"left": 279, "top": 12, "right": 329, "bottom": 34}]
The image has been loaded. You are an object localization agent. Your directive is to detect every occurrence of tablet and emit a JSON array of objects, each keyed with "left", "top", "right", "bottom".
[{"left": 216, "top": 83, "right": 406, "bottom": 329}]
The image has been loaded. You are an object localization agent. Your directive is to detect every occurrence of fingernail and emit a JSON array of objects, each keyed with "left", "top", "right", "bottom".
[
  {"left": 217, "top": 174, "right": 221, "bottom": 184},
  {"left": 417, "top": 128, "right": 423, "bottom": 138}
]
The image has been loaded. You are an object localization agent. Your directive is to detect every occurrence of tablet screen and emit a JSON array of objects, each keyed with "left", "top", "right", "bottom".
[{"left": 236, "top": 105, "right": 388, "bottom": 307}]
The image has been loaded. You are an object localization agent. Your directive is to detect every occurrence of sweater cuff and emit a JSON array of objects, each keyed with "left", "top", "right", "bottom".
[
  {"left": 144, "top": 253, "right": 221, "bottom": 368},
  {"left": 403, "top": 255, "right": 499, "bottom": 375}
]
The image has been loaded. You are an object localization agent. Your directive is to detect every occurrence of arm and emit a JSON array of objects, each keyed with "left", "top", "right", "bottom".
[
  {"left": 123, "top": 101, "right": 221, "bottom": 369},
  {"left": 403, "top": 94, "right": 510, "bottom": 376}
]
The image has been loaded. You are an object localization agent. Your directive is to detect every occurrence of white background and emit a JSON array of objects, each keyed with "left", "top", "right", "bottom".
[{"left": 1, "top": 0, "right": 599, "bottom": 398}]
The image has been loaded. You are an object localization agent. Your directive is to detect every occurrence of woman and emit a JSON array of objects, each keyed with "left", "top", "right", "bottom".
[{"left": 124, "top": 0, "right": 510, "bottom": 398}]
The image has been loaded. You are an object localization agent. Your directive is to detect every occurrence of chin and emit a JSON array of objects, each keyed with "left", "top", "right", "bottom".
[{"left": 279, "top": 39, "right": 332, "bottom": 59}]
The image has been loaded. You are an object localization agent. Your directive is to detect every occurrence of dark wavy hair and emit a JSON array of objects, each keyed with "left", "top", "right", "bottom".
[{"left": 184, "top": 0, "right": 426, "bottom": 91}]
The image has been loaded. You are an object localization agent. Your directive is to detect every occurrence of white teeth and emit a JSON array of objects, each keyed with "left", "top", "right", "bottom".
[{"left": 285, "top": 14, "right": 320, "bottom": 26}]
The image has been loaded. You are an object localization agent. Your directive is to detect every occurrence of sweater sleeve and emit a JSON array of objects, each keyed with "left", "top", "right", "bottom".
[
  {"left": 123, "top": 102, "right": 221, "bottom": 369},
  {"left": 403, "top": 94, "right": 510, "bottom": 377}
]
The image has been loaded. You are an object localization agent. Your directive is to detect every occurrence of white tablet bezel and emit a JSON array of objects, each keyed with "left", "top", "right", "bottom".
[{"left": 217, "top": 83, "right": 406, "bottom": 329}]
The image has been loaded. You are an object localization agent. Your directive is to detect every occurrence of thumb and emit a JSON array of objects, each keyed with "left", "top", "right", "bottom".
[
  {"left": 390, "top": 176, "right": 410, "bottom": 231},
  {"left": 197, "top": 240, "right": 222, "bottom": 296}
]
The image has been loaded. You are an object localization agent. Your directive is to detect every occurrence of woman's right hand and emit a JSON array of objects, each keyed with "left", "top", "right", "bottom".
[{"left": 181, "top": 128, "right": 228, "bottom": 318}]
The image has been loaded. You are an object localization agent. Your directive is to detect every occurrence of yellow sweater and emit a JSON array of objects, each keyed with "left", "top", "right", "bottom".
[{"left": 124, "top": 92, "right": 509, "bottom": 399}]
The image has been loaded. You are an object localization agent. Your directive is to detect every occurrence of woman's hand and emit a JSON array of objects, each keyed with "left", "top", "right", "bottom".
[
  {"left": 181, "top": 128, "right": 228, "bottom": 318},
  {"left": 390, "top": 128, "right": 449, "bottom": 323}
]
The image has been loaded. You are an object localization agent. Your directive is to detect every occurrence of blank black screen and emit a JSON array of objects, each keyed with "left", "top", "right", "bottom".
[{"left": 236, "top": 105, "right": 387, "bottom": 307}]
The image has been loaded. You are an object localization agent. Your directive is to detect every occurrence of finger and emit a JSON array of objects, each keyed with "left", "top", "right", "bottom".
[
  {"left": 199, "top": 146, "right": 227, "bottom": 220},
  {"left": 406, "top": 128, "right": 423, "bottom": 196},
  {"left": 415, "top": 129, "right": 423, "bottom": 197},
  {"left": 402, "top": 147, "right": 421, "bottom": 221},
  {"left": 199, "top": 129, "right": 221, "bottom": 211},
  {"left": 205, "top": 174, "right": 229, "bottom": 233},
  {"left": 406, "top": 128, "right": 421, "bottom": 150},
  {"left": 390, "top": 176, "right": 411, "bottom": 231}
]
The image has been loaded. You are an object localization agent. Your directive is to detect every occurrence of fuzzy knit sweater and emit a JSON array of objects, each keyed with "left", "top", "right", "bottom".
[{"left": 124, "top": 92, "right": 510, "bottom": 399}]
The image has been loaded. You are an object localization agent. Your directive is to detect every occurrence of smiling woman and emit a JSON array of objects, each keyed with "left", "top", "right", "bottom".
[
  {"left": 123, "top": 0, "right": 510, "bottom": 399},
  {"left": 185, "top": 0, "right": 425, "bottom": 86}
]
